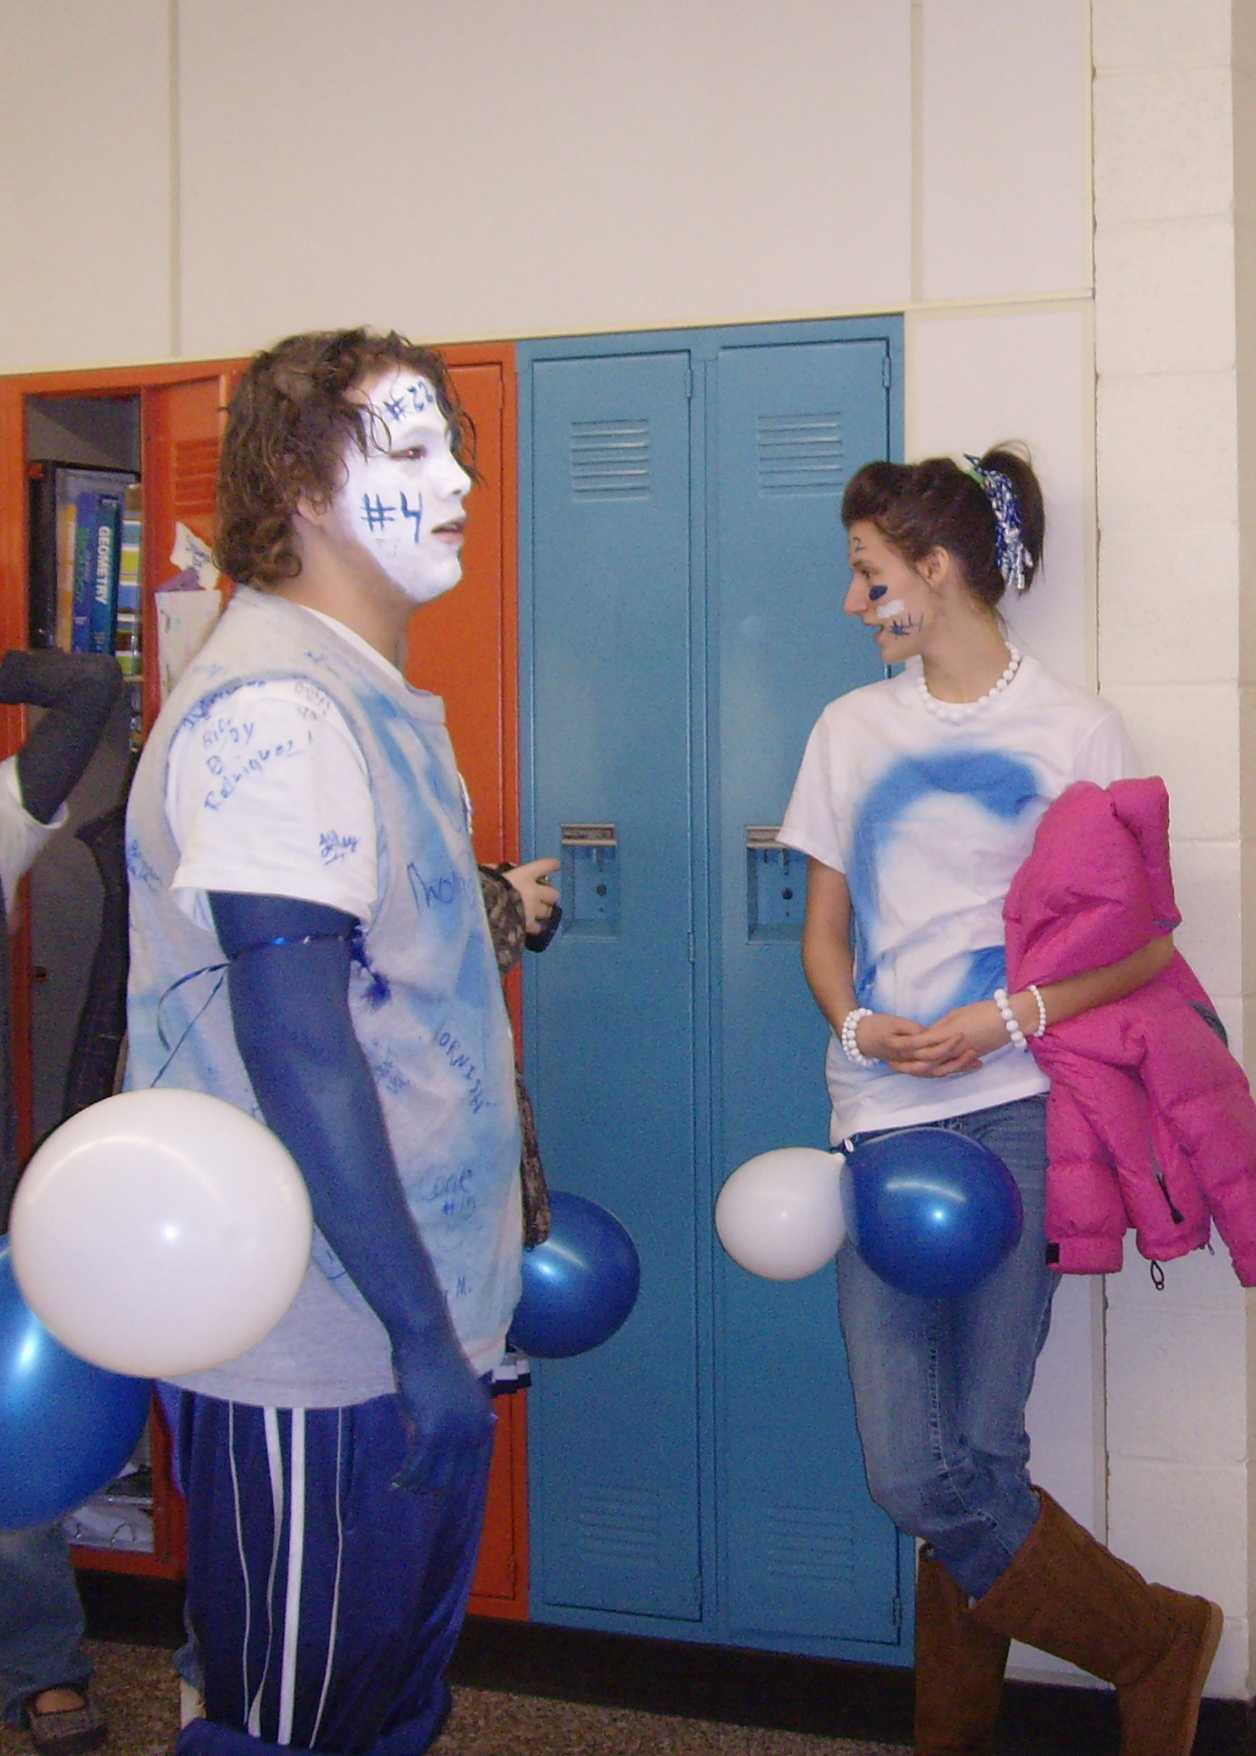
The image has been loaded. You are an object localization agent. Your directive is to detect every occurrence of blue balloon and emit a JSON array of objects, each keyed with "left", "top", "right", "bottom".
[
  {"left": 509, "top": 1191, "right": 641, "bottom": 1359},
  {"left": 840, "top": 1128, "right": 1024, "bottom": 1299},
  {"left": 0, "top": 1237, "right": 151, "bottom": 1528}
]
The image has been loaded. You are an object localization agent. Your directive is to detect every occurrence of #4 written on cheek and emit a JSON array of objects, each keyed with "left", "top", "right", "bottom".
[{"left": 334, "top": 371, "right": 471, "bottom": 606}]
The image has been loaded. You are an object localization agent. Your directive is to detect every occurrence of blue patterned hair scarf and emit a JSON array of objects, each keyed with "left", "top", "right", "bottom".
[{"left": 964, "top": 455, "right": 1032, "bottom": 594}]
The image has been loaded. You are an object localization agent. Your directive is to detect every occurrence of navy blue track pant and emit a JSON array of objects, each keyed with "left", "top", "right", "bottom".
[{"left": 168, "top": 1389, "right": 492, "bottom": 1755}]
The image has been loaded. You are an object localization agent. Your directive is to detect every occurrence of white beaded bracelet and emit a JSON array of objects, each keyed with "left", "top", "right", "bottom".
[
  {"left": 993, "top": 988, "right": 1028, "bottom": 1052},
  {"left": 840, "top": 1007, "right": 876, "bottom": 1068},
  {"left": 1026, "top": 982, "right": 1048, "bottom": 1039}
]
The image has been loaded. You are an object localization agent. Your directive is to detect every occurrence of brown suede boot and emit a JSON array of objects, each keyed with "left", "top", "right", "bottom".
[
  {"left": 914, "top": 1545, "right": 1009, "bottom": 1754},
  {"left": 969, "top": 1488, "right": 1223, "bottom": 1756}
]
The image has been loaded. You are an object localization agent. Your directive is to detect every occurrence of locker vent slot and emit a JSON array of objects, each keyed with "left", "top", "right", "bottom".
[
  {"left": 574, "top": 1484, "right": 663, "bottom": 1570},
  {"left": 757, "top": 412, "right": 844, "bottom": 495},
  {"left": 763, "top": 1502, "right": 855, "bottom": 1585},
  {"left": 174, "top": 437, "right": 220, "bottom": 520},
  {"left": 570, "top": 419, "right": 651, "bottom": 500}
]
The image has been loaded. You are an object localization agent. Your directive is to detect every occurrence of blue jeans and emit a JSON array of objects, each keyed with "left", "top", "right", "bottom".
[
  {"left": 837, "top": 1094, "right": 1055, "bottom": 1599},
  {"left": 0, "top": 1523, "right": 91, "bottom": 1725}
]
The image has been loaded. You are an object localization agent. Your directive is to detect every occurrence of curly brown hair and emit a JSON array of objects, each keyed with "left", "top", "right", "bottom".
[
  {"left": 215, "top": 328, "right": 479, "bottom": 587},
  {"left": 841, "top": 444, "right": 1044, "bottom": 608}
]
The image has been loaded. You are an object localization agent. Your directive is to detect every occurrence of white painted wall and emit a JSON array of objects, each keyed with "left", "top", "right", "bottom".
[
  {"left": 3, "top": 0, "right": 1252, "bottom": 1704},
  {"left": 0, "top": 0, "right": 174, "bottom": 371},
  {"left": 907, "top": 303, "right": 1096, "bottom": 690},
  {"left": 3, "top": 0, "right": 1100, "bottom": 368},
  {"left": 919, "top": 0, "right": 1091, "bottom": 302},
  {"left": 175, "top": 0, "right": 910, "bottom": 353}
]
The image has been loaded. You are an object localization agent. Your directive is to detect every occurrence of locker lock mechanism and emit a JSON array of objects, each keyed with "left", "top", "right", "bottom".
[
  {"left": 746, "top": 826, "right": 805, "bottom": 941},
  {"left": 560, "top": 824, "right": 619, "bottom": 936}
]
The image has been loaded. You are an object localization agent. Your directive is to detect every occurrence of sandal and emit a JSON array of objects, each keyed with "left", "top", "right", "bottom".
[{"left": 25, "top": 1692, "right": 107, "bottom": 1756}]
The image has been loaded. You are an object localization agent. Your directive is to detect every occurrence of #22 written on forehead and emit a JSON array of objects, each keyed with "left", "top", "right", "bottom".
[{"left": 358, "top": 379, "right": 442, "bottom": 543}]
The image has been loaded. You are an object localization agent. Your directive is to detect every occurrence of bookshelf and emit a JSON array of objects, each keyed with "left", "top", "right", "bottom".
[{"left": 1, "top": 361, "right": 237, "bottom": 1578}]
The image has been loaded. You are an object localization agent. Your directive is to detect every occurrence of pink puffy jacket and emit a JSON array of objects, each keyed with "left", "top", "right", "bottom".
[{"left": 1003, "top": 777, "right": 1256, "bottom": 1284}]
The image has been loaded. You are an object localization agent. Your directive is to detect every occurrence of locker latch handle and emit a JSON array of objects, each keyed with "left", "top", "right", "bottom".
[
  {"left": 746, "top": 826, "right": 804, "bottom": 938},
  {"left": 560, "top": 824, "right": 619, "bottom": 933},
  {"left": 560, "top": 823, "right": 617, "bottom": 847}
]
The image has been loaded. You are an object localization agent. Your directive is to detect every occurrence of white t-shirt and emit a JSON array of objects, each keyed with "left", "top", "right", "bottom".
[
  {"left": 159, "top": 603, "right": 521, "bottom": 1390},
  {"left": 165, "top": 610, "right": 383, "bottom": 923},
  {"left": 778, "top": 653, "right": 1137, "bottom": 1139}
]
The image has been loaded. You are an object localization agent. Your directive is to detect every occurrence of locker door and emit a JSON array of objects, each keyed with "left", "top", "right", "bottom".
[
  {"left": 405, "top": 358, "right": 516, "bottom": 866},
  {"left": 712, "top": 339, "right": 904, "bottom": 1644},
  {"left": 526, "top": 351, "right": 702, "bottom": 1620},
  {"left": 141, "top": 373, "right": 234, "bottom": 730}
]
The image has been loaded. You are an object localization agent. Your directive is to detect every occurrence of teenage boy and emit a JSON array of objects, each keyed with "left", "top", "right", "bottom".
[{"left": 126, "top": 329, "right": 537, "bottom": 1755}]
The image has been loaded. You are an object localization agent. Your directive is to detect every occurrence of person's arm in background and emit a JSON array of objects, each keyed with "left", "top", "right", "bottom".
[
  {"left": 0, "top": 652, "right": 124, "bottom": 1267},
  {"left": 208, "top": 890, "right": 495, "bottom": 1496},
  {"left": 502, "top": 858, "right": 559, "bottom": 938},
  {"left": 0, "top": 650, "right": 122, "bottom": 826}
]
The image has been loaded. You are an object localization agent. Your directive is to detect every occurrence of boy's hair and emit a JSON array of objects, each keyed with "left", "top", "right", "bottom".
[{"left": 216, "top": 328, "right": 478, "bottom": 587}]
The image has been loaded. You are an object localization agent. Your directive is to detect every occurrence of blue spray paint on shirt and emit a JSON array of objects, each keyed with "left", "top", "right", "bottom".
[{"left": 849, "top": 747, "right": 1040, "bottom": 1015}]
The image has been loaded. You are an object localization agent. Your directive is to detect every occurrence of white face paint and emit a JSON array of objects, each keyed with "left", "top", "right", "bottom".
[
  {"left": 330, "top": 370, "right": 471, "bottom": 606},
  {"left": 875, "top": 598, "right": 907, "bottom": 621}
]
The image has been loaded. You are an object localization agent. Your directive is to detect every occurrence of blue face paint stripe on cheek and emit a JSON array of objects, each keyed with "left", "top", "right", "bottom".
[
  {"left": 868, "top": 585, "right": 888, "bottom": 601},
  {"left": 400, "top": 491, "right": 423, "bottom": 541}
]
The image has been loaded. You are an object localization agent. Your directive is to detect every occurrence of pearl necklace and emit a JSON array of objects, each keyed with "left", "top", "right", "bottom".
[{"left": 915, "top": 645, "right": 1022, "bottom": 723}]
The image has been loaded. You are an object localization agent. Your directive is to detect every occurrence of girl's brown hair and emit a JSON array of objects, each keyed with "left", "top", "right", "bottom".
[{"left": 841, "top": 444, "right": 1044, "bottom": 607}]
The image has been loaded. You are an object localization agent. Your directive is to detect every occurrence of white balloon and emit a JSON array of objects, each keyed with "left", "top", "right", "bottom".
[
  {"left": 10, "top": 1089, "right": 313, "bottom": 1377},
  {"left": 715, "top": 1147, "right": 847, "bottom": 1281}
]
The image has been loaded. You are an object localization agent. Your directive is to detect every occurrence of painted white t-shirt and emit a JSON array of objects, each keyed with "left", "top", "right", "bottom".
[
  {"left": 157, "top": 602, "right": 520, "bottom": 1393},
  {"left": 778, "top": 654, "right": 1137, "bottom": 1140},
  {"left": 165, "top": 609, "right": 381, "bottom": 924}
]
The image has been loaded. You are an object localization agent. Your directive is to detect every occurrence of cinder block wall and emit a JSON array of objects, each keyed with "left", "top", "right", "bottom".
[{"left": 1093, "top": 0, "right": 1254, "bottom": 1697}]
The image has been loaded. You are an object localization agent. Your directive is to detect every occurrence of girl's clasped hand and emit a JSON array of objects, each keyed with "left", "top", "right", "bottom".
[{"left": 854, "top": 1003, "right": 1007, "bottom": 1076}]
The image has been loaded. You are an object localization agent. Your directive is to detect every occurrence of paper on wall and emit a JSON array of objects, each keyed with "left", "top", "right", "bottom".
[
  {"left": 170, "top": 522, "right": 221, "bottom": 593},
  {"left": 157, "top": 522, "right": 223, "bottom": 698}
]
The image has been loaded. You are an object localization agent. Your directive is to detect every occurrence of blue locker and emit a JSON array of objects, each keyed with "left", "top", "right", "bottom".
[
  {"left": 521, "top": 319, "right": 910, "bottom": 1660},
  {"left": 524, "top": 351, "right": 703, "bottom": 1620},
  {"left": 711, "top": 339, "right": 903, "bottom": 1646}
]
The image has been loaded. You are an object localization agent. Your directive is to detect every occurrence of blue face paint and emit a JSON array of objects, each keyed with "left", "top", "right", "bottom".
[
  {"left": 869, "top": 584, "right": 888, "bottom": 601},
  {"left": 361, "top": 494, "right": 396, "bottom": 533},
  {"left": 400, "top": 491, "right": 423, "bottom": 542}
]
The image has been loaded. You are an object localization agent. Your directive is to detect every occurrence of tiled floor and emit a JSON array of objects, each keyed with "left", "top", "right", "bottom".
[{"left": 0, "top": 1641, "right": 911, "bottom": 1756}]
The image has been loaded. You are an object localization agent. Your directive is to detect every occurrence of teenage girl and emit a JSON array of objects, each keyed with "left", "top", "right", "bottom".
[{"left": 777, "top": 449, "right": 1222, "bottom": 1756}]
